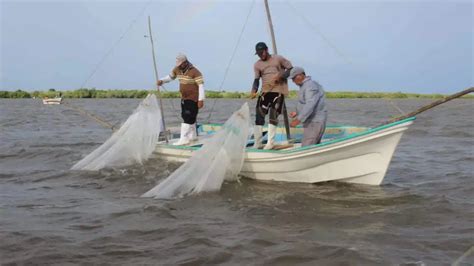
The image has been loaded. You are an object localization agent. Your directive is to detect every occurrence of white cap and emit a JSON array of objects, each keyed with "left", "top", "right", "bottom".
[{"left": 175, "top": 53, "right": 188, "bottom": 67}]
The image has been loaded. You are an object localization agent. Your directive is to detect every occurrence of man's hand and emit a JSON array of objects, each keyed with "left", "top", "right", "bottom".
[
  {"left": 157, "top": 80, "right": 163, "bottom": 86},
  {"left": 198, "top": 100, "right": 204, "bottom": 109},
  {"left": 289, "top": 111, "right": 297, "bottom": 118},
  {"left": 250, "top": 91, "right": 258, "bottom": 99},
  {"left": 290, "top": 119, "right": 300, "bottom": 127}
]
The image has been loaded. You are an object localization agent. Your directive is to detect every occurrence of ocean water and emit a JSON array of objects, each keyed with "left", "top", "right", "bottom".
[{"left": 1, "top": 98, "right": 473, "bottom": 265}]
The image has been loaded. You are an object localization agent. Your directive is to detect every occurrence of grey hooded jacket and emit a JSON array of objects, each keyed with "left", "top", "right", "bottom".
[{"left": 296, "top": 76, "right": 327, "bottom": 126}]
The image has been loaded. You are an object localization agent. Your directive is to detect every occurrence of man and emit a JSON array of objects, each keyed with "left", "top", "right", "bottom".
[
  {"left": 157, "top": 53, "right": 205, "bottom": 145},
  {"left": 288, "top": 66, "right": 327, "bottom": 146},
  {"left": 250, "top": 42, "right": 293, "bottom": 150}
]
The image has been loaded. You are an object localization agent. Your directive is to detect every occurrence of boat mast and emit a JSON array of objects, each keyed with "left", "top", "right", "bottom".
[
  {"left": 147, "top": 16, "right": 168, "bottom": 142},
  {"left": 264, "top": 0, "right": 278, "bottom": 54},
  {"left": 263, "top": 0, "right": 291, "bottom": 141}
]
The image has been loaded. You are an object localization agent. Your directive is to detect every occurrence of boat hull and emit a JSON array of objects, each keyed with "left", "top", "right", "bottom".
[
  {"left": 42, "top": 98, "right": 62, "bottom": 105},
  {"left": 154, "top": 118, "right": 414, "bottom": 186}
]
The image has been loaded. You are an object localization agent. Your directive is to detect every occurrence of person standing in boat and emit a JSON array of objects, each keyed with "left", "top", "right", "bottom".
[
  {"left": 250, "top": 42, "right": 293, "bottom": 150},
  {"left": 157, "top": 53, "right": 205, "bottom": 145},
  {"left": 288, "top": 66, "right": 327, "bottom": 146}
]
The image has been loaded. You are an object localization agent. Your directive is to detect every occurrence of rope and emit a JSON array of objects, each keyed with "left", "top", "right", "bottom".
[
  {"left": 66, "top": 2, "right": 154, "bottom": 131},
  {"left": 284, "top": 0, "right": 353, "bottom": 66},
  {"left": 387, "top": 99, "right": 406, "bottom": 115},
  {"left": 79, "top": 1, "right": 153, "bottom": 89},
  {"left": 284, "top": 1, "right": 411, "bottom": 119},
  {"left": 63, "top": 101, "right": 116, "bottom": 131},
  {"left": 205, "top": 0, "right": 255, "bottom": 123},
  {"left": 158, "top": 84, "right": 182, "bottom": 122}
]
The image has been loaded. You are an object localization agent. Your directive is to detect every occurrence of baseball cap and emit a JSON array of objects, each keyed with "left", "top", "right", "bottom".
[
  {"left": 289, "top": 66, "right": 305, "bottom": 79},
  {"left": 175, "top": 53, "right": 188, "bottom": 67},
  {"left": 255, "top": 42, "right": 268, "bottom": 54}
]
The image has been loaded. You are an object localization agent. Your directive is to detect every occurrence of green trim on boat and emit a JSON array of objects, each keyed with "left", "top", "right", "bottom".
[
  {"left": 202, "top": 123, "right": 363, "bottom": 130},
  {"left": 248, "top": 116, "right": 416, "bottom": 154},
  {"left": 160, "top": 117, "right": 416, "bottom": 153},
  {"left": 160, "top": 145, "right": 201, "bottom": 151}
]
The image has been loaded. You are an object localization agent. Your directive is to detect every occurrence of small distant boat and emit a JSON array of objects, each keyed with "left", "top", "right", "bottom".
[{"left": 42, "top": 97, "right": 62, "bottom": 105}]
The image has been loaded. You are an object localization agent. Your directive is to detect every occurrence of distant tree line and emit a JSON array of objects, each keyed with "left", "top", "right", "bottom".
[{"left": 0, "top": 88, "right": 472, "bottom": 99}]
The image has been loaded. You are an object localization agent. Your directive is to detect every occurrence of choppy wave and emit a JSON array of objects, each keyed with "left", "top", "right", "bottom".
[{"left": 0, "top": 99, "right": 473, "bottom": 265}]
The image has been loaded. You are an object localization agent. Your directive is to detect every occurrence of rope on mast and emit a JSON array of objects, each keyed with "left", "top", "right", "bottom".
[
  {"left": 64, "top": 1, "right": 153, "bottom": 131},
  {"left": 284, "top": 0, "right": 353, "bottom": 66},
  {"left": 205, "top": 0, "right": 256, "bottom": 123},
  {"left": 285, "top": 0, "right": 409, "bottom": 118},
  {"left": 79, "top": 1, "right": 153, "bottom": 89}
]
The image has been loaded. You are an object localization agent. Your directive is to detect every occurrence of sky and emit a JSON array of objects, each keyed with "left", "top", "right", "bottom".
[{"left": 1, "top": 0, "right": 473, "bottom": 93}]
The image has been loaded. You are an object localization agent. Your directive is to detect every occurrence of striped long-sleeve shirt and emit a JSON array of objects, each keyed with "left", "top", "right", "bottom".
[{"left": 170, "top": 64, "right": 204, "bottom": 102}]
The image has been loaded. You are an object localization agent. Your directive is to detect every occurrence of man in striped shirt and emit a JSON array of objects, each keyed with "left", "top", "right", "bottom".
[{"left": 157, "top": 53, "right": 205, "bottom": 145}]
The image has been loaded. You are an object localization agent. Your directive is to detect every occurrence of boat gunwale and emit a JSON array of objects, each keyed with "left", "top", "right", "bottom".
[{"left": 157, "top": 116, "right": 416, "bottom": 154}]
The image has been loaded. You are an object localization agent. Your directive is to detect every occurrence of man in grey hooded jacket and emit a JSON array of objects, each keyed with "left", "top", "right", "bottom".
[{"left": 289, "top": 67, "right": 327, "bottom": 146}]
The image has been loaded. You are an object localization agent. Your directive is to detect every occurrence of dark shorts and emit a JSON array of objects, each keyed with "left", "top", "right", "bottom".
[
  {"left": 256, "top": 92, "right": 284, "bottom": 126},
  {"left": 181, "top": 99, "right": 198, "bottom": 124}
]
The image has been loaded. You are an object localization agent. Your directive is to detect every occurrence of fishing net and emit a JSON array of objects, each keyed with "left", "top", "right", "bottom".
[
  {"left": 72, "top": 94, "right": 163, "bottom": 171},
  {"left": 142, "top": 103, "right": 250, "bottom": 199}
]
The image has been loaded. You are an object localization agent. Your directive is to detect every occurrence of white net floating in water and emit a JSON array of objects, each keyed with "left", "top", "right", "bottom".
[
  {"left": 71, "top": 94, "right": 163, "bottom": 171},
  {"left": 142, "top": 102, "right": 250, "bottom": 199}
]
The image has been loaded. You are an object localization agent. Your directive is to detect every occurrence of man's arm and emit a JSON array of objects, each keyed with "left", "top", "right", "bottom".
[
  {"left": 157, "top": 75, "right": 173, "bottom": 85},
  {"left": 279, "top": 55, "right": 293, "bottom": 78},
  {"left": 198, "top": 84, "right": 205, "bottom": 101},
  {"left": 251, "top": 64, "right": 261, "bottom": 98},
  {"left": 270, "top": 55, "right": 292, "bottom": 83},
  {"left": 197, "top": 83, "right": 205, "bottom": 108},
  {"left": 193, "top": 71, "right": 205, "bottom": 108},
  {"left": 252, "top": 79, "right": 260, "bottom": 93},
  {"left": 250, "top": 79, "right": 260, "bottom": 99},
  {"left": 157, "top": 69, "right": 177, "bottom": 85},
  {"left": 281, "top": 67, "right": 293, "bottom": 79}
]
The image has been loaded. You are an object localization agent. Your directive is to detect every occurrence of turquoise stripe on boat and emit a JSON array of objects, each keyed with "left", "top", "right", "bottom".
[
  {"left": 160, "top": 117, "right": 416, "bottom": 153},
  {"left": 248, "top": 116, "right": 416, "bottom": 154}
]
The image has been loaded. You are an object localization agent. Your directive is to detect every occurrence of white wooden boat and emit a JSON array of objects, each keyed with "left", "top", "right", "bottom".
[
  {"left": 154, "top": 117, "right": 415, "bottom": 185},
  {"left": 42, "top": 97, "right": 62, "bottom": 105}
]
